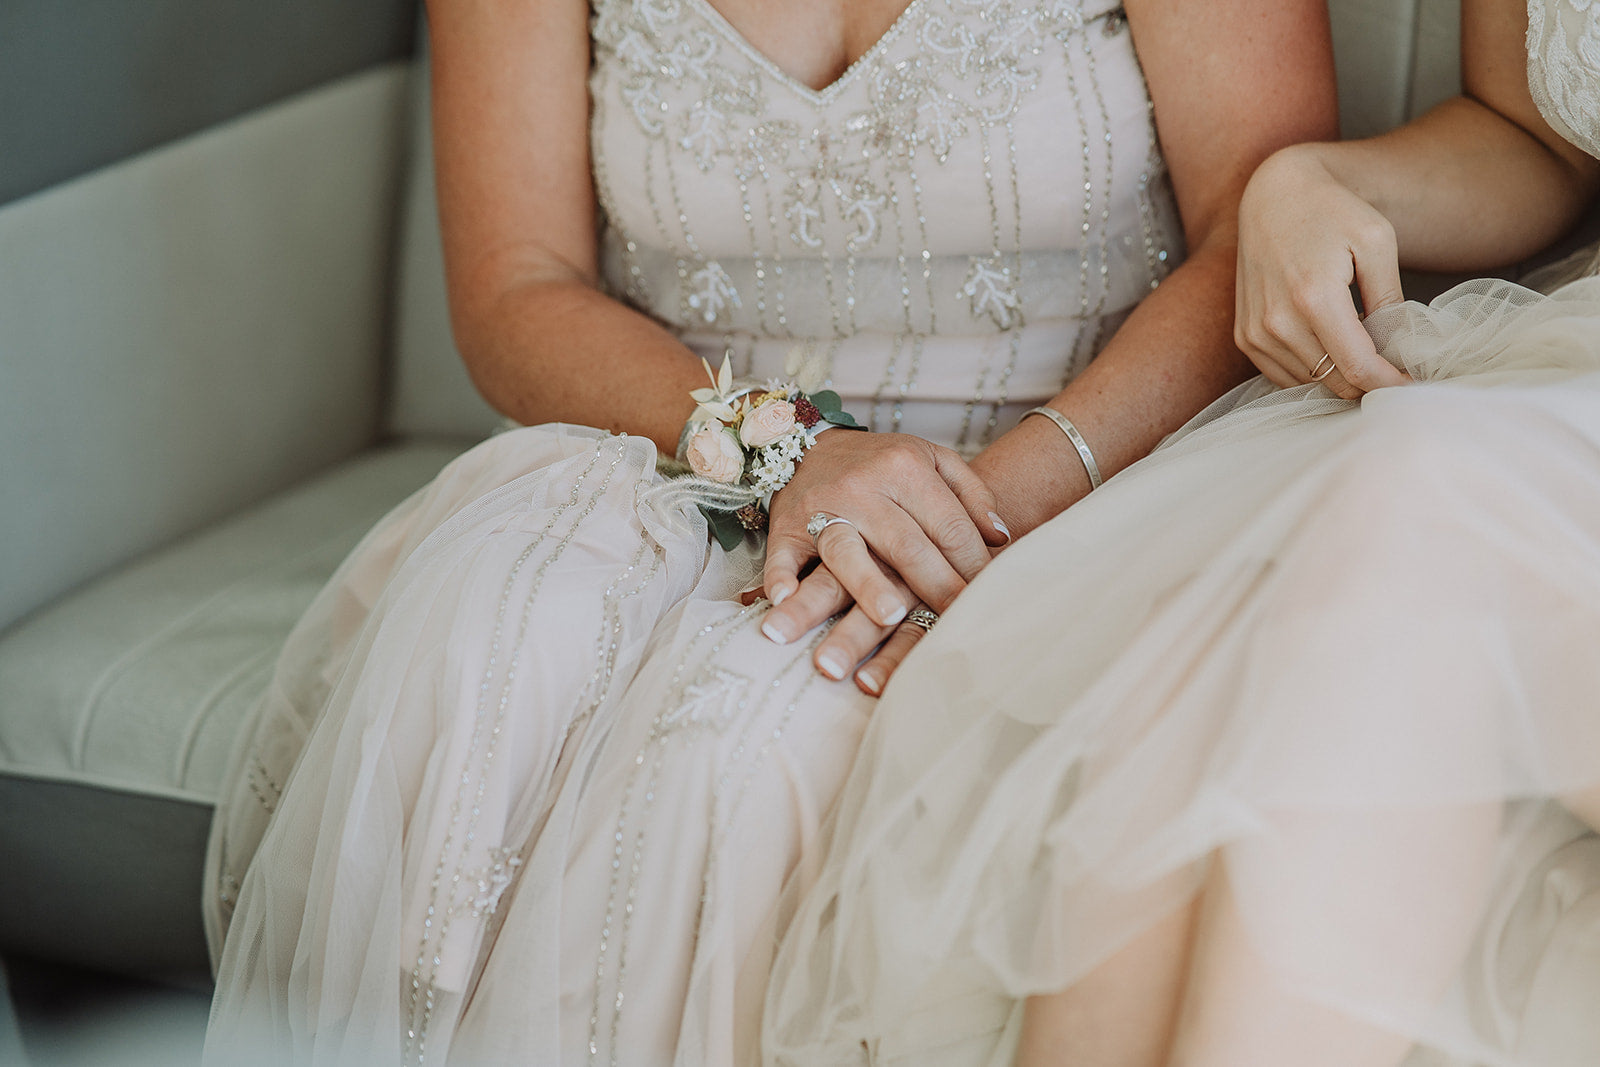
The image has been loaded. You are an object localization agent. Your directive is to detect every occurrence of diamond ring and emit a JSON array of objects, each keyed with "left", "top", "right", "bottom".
[{"left": 806, "top": 512, "right": 857, "bottom": 546}]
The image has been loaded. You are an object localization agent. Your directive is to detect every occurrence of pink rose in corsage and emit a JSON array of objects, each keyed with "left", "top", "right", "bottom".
[
  {"left": 738, "top": 398, "right": 798, "bottom": 448},
  {"left": 685, "top": 424, "right": 745, "bottom": 483},
  {"left": 678, "top": 356, "right": 861, "bottom": 550}
]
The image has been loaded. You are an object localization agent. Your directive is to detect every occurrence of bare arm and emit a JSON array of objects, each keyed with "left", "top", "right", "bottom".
[
  {"left": 433, "top": 0, "right": 1004, "bottom": 660},
  {"left": 428, "top": 0, "right": 702, "bottom": 455},
  {"left": 1317, "top": 0, "right": 1596, "bottom": 269},
  {"left": 1234, "top": 0, "right": 1600, "bottom": 397},
  {"left": 813, "top": 0, "right": 1340, "bottom": 691},
  {"left": 968, "top": 0, "right": 1340, "bottom": 537}
]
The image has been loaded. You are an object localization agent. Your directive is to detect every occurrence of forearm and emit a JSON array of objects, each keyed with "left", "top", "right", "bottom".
[
  {"left": 972, "top": 233, "right": 1251, "bottom": 535},
  {"left": 1277, "top": 99, "right": 1598, "bottom": 274},
  {"left": 968, "top": 0, "right": 1335, "bottom": 536},
  {"left": 454, "top": 276, "right": 704, "bottom": 455}
]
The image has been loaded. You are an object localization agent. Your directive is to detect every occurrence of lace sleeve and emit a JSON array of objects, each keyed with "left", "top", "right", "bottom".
[{"left": 1527, "top": 0, "right": 1600, "bottom": 160}]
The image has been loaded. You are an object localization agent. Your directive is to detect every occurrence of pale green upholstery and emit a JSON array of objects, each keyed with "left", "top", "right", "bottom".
[{"left": 0, "top": 6, "right": 469, "bottom": 984}]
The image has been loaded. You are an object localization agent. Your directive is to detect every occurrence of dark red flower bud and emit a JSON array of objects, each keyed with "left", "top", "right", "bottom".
[{"left": 794, "top": 397, "right": 823, "bottom": 428}]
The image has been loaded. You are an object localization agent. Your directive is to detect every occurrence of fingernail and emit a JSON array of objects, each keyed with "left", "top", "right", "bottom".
[
  {"left": 989, "top": 511, "right": 1012, "bottom": 545},
  {"left": 856, "top": 669, "right": 882, "bottom": 695},
  {"left": 880, "top": 600, "right": 907, "bottom": 626},
  {"left": 762, "top": 619, "right": 791, "bottom": 644},
  {"left": 817, "top": 651, "right": 848, "bottom": 680},
  {"left": 770, "top": 583, "right": 793, "bottom": 606}
]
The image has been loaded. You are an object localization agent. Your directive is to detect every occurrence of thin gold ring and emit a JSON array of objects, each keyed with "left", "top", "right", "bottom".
[{"left": 1310, "top": 353, "right": 1337, "bottom": 382}]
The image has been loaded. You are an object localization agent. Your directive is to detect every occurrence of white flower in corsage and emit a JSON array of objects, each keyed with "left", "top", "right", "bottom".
[{"left": 677, "top": 355, "right": 861, "bottom": 549}]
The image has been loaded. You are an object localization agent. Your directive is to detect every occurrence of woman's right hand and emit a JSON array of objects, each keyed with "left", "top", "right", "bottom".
[
  {"left": 1235, "top": 146, "right": 1410, "bottom": 400},
  {"left": 758, "top": 429, "right": 1008, "bottom": 648}
]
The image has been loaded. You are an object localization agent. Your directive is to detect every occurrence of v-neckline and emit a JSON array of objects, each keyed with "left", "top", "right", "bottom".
[{"left": 684, "top": 0, "right": 930, "bottom": 104}]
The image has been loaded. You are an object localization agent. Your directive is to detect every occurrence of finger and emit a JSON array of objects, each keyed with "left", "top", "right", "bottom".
[
  {"left": 1236, "top": 320, "right": 1307, "bottom": 389},
  {"left": 1250, "top": 347, "right": 1306, "bottom": 390},
  {"left": 1255, "top": 291, "right": 1371, "bottom": 400},
  {"left": 1350, "top": 214, "right": 1405, "bottom": 316},
  {"left": 928, "top": 447, "right": 1009, "bottom": 548},
  {"left": 854, "top": 613, "right": 935, "bottom": 696},
  {"left": 814, "top": 563, "right": 916, "bottom": 677},
  {"left": 813, "top": 603, "right": 893, "bottom": 682},
  {"left": 760, "top": 524, "right": 814, "bottom": 607},
  {"left": 857, "top": 509, "right": 967, "bottom": 614},
  {"left": 1236, "top": 303, "right": 1319, "bottom": 388},
  {"left": 1256, "top": 298, "right": 1334, "bottom": 381},
  {"left": 1307, "top": 293, "right": 1408, "bottom": 397},
  {"left": 902, "top": 487, "right": 995, "bottom": 583},
  {"left": 760, "top": 565, "right": 850, "bottom": 645},
  {"left": 816, "top": 520, "right": 910, "bottom": 627}
]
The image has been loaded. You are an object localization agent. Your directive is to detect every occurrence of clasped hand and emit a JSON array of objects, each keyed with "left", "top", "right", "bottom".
[{"left": 754, "top": 429, "right": 1008, "bottom": 693}]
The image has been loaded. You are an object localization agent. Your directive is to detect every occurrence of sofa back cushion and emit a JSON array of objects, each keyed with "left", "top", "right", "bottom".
[
  {"left": 0, "top": 2, "right": 416, "bottom": 633},
  {"left": 1334, "top": 0, "right": 1461, "bottom": 139}
]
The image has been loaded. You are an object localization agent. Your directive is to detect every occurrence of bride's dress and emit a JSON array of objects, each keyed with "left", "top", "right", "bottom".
[
  {"left": 201, "top": 1, "right": 1178, "bottom": 1063},
  {"left": 765, "top": 2, "right": 1600, "bottom": 1065}
]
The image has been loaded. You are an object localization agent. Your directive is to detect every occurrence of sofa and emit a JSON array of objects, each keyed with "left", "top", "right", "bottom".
[{"left": 0, "top": 0, "right": 1588, "bottom": 1020}]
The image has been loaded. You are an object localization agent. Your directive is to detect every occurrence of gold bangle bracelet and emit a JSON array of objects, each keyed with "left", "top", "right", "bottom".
[{"left": 1022, "top": 406, "right": 1103, "bottom": 491}]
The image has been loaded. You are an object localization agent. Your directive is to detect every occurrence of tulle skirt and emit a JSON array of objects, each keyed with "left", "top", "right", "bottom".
[
  {"left": 202, "top": 426, "right": 877, "bottom": 1065},
  {"left": 764, "top": 275, "right": 1600, "bottom": 1066}
]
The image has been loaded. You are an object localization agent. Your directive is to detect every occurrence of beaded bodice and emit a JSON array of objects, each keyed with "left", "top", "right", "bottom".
[{"left": 589, "top": 0, "right": 1180, "bottom": 453}]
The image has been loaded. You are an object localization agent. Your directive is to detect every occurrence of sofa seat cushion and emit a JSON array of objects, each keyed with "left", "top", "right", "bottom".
[{"left": 0, "top": 438, "right": 469, "bottom": 982}]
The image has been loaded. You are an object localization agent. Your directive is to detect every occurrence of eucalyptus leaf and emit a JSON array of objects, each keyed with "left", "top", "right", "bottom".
[
  {"left": 701, "top": 505, "right": 747, "bottom": 551},
  {"left": 811, "top": 390, "right": 843, "bottom": 413}
]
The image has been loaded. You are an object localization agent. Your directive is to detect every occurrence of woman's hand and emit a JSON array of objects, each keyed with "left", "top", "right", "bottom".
[
  {"left": 1235, "top": 146, "right": 1410, "bottom": 400},
  {"left": 758, "top": 429, "right": 1007, "bottom": 647},
  {"left": 753, "top": 560, "right": 940, "bottom": 695}
]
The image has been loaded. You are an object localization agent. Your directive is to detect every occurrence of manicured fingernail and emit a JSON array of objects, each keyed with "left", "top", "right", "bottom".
[
  {"left": 880, "top": 600, "right": 907, "bottom": 626},
  {"left": 762, "top": 619, "right": 791, "bottom": 644},
  {"left": 817, "top": 651, "right": 848, "bottom": 680},
  {"left": 856, "top": 669, "right": 882, "bottom": 695},
  {"left": 989, "top": 511, "right": 1012, "bottom": 545},
  {"left": 770, "top": 583, "right": 793, "bottom": 606}
]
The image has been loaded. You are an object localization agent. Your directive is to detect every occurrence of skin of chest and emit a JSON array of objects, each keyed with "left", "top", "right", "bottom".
[{"left": 703, "top": 0, "right": 918, "bottom": 91}]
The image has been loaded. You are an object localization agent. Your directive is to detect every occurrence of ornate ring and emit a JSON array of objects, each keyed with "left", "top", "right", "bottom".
[
  {"left": 806, "top": 512, "right": 857, "bottom": 547},
  {"left": 1310, "top": 353, "right": 1337, "bottom": 382},
  {"left": 904, "top": 607, "right": 939, "bottom": 633}
]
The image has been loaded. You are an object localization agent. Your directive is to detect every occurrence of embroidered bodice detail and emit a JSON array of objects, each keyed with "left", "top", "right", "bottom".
[
  {"left": 1528, "top": 0, "right": 1600, "bottom": 160},
  {"left": 589, "top": 0, "right": 1180, "bottom": 452}
]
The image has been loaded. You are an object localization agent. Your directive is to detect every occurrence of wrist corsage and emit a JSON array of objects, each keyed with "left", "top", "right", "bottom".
[{"left": 677, "top": 355, "right": 860, "bottom": 549}]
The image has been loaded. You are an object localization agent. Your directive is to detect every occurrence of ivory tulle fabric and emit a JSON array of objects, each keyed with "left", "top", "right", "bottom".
[
  {"left": 764, "top": 275, "right": 1600, "bottom": 1066},
  {"left": 201, "top": 1, "right": 1177, "bottom": 1063},
  {"left": 766, "top": 11, "right": 1600, "bottom": 1062}
]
